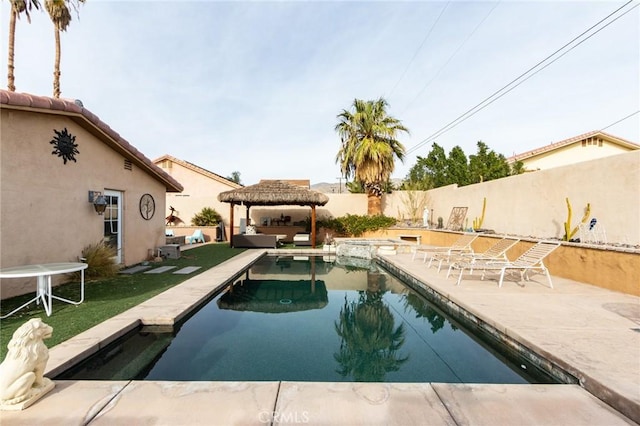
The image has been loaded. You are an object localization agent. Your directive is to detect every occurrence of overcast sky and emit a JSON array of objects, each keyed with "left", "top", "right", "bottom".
[{"left": 2, "top": 0, "right": 638, "bottom": 186}]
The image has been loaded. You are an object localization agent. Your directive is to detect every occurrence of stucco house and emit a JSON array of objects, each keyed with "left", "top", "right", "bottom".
[
  {"left": 153, "top": 155, "right": 242, "bottom": 240},
  {"left": 507, "top": 130, "right": 640, "bottom": 172},
  {"left": 1, "top": 91, "right": 183, "bottom": 298}
]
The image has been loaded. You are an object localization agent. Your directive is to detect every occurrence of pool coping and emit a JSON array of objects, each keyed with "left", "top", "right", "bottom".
[
  {"left": 375, "top": 254, "right": 639, "bottom": 422},
  {"left": 18, "top": 248, "right": 639, "bottom": 424}
]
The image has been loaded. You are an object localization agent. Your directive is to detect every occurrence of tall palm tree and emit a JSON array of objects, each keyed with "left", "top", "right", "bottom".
[
  {"left": 335, "top": 98, "right": 408, "bottom": 215},
  {"left": 7, "top": 0, "right": 41, "bottom": 91},
  {"left": 45, "top": 0, "right": 83, "bottom": 98},
  {"left": 334, "top": 289, "right": 408, "bottom": 381}
]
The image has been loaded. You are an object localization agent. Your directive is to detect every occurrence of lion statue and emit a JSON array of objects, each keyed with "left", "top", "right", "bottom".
[{"left": 0, "top": 318, "right": 54, "bottom": 407}]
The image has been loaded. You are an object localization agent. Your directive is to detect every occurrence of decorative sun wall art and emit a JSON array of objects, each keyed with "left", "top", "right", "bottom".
[{"left": 50, "top": 128, "right": 79, "bottom": 164}]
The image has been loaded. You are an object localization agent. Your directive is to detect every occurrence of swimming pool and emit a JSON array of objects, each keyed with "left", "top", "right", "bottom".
[{"left": 58, "top": 255, "right": 556, "bottom": 383}]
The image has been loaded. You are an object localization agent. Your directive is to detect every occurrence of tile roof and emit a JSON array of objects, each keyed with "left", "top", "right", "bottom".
[
  {"left": 507, "top": 130, "right": 640, "bottom": 163},
  {"left": 153, "top": 154, "right": 243, "bottom": 188},
  {"left": 0, "top": 90, "right": 183, "bottom": 192},
  {"left": 260, "top": 179, "right": 310, "bottom": 188}
]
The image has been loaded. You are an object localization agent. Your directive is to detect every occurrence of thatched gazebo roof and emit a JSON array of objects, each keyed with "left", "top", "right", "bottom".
[
  {"left": 217, "top": 180, "right": 329, "bottom": 206},
  {"left": 217, "top": 180, "right": 329, "bottom": 248}
]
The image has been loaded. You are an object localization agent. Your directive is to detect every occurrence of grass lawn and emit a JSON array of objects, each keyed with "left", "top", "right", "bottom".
[{"left": 0, "top": 244, "right": 245, "bottom": 362}]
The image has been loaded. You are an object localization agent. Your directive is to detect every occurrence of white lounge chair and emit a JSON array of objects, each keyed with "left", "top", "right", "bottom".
[
  {"left": 411, "top": 233, "right": 478, "bottom": 266},
  {"left": 185, "top": 229, "right": 205, "bottom": 244},
  {"left": 451, "top": 241, "right": 561, "bottom": 288},
  {"left": 445, "top": 238, "right": 520, "bottom": 276}
]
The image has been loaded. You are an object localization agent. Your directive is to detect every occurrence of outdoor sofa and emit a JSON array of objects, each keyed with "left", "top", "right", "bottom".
[{"left": 233, "top": 234, "right": 280, "bottom": 248}]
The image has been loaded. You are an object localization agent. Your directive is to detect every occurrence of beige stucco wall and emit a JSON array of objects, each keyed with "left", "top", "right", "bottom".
[
  {"left": 159, "top": 160, "right": 238, "bottom": 230},
  {"left": 383, "top": 150, "right": 640, "bottom": 246},
  {"left": 1, "top": 109, "right": 168, "bottom": 298},
  {"left": 522, "top": 140, "right": 634, "bottom": 171},
  {"left": 216, "top": 151, "right": 638, "bottom": 247}
]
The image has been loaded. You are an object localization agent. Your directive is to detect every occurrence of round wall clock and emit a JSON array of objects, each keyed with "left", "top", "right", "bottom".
[{"left": 139, "top": 193, "right": 156, "bottom": 220}]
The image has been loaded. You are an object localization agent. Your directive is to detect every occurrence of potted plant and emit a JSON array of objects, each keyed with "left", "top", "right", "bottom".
[{"left": 323, "top": 232, "right": 336, "bottom": 252}]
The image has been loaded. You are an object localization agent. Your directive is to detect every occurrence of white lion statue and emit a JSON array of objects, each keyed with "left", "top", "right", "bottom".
[{"left": 0, "top": 318, "right": 54, "bottom": 408}]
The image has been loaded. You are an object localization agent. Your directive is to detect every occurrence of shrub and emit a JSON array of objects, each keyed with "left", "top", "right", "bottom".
[
  {"left": 191, "top": 207, "right": 222, "bottom": 226},
  {"left": 320, "top": 214, "right": 396, "bottom": 237},
  {"left": 81, "top": 242, "right": 118, "bottom": 279}
]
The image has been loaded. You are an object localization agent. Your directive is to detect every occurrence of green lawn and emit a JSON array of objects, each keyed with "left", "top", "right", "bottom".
[{"left": 0, "top": 244, "right": 245, "bottom": 362}]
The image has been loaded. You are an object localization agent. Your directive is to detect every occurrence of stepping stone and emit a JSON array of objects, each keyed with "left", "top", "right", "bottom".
[
  {"left": 144, "top": 266, "right": 177, "bottom": 274},
  {"left": 173, "top": 266, "right": 201, "bottom": 275},
  {"left": 119, "top": 265, "right": 152, "bottom": 274}
]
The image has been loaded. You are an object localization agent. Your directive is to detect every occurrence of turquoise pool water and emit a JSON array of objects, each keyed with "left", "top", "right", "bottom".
[{"left": 58, "top": 255, "right": 555, "bottom": 383}]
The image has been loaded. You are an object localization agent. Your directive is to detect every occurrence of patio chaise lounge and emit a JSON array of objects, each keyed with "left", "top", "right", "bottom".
[
  {"left": 450, "top": 240, "right": 561, "bottom": 288},
  {"left": 412, "top": 233, "right": 478, "bottom": 265},
  {"left": 443, "top": 237, "right": 520, "bottom": 275}
]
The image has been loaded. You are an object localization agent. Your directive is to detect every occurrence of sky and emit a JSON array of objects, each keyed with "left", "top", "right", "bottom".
[{"left": 2, "top": 0, "right": 638, "bottom": 186}]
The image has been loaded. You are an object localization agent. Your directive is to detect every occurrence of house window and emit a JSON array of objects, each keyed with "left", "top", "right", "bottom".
[{"left": 582, "top": 140, "right": 586, "bottom": 147}]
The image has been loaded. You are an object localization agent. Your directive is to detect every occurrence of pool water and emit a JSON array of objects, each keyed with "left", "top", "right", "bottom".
[{"left": 58, "top": 256, "right": 555, "bottom": 383}]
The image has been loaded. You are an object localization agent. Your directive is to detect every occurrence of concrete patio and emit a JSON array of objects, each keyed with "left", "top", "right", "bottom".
[{"left": 1, "top": 248, "right": 638, "bottom": 425}]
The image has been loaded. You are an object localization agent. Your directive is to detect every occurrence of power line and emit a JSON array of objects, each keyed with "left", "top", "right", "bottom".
[
  {"left": 601, "top": 110, "right": 640, "bottom": 132},
  {"left": 402, "top": 1, "right": 501, "bottom": 114},
  {"left": 405, "top": 0, "right": 638, "bottom": 156},
  {"left": 408, "top": 0, "right": 638, "bottom": 155},
  {"left": 386, "top": 1, "right": 451, "bottom": 98}
]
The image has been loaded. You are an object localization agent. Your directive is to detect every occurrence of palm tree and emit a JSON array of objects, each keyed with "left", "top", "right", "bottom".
[
  {"left": 335, "top": 98, "right": 408, "bottom": 215},
  {"left": 45, "top": 0, "right": 83, "bottom": 98},
  {"left": 6, "top": 0, "right": 41, "bottom": 91},
  {"left": 334, "top": 289, "right": 408, "bottom": 381}
]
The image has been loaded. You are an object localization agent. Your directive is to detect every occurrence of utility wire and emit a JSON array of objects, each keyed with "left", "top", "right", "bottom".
[
  {"left": 407, "top": 1, "right": 638, "bottom": 155},
  {"left": 601, "top": 110, "right": 640, "bottom": 132},
  {"left": 405, "top": 0, "right": 638, "bottom": 156},
  {"left": 402, "top": 1, "right": 501, "bottom": 113},
  {"left": 386, "top": 1, "right": 451, "bottom": 98}
]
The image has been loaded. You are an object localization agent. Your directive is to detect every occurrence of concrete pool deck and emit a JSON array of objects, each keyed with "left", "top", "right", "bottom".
[{"left": 1, "top": 248, "right": 638, "bottom": 425}]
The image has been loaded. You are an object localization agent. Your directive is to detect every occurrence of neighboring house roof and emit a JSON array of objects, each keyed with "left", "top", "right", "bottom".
[
  {"left": 260, "top": 179, "right": 310, "bottom": 189},
  {"left": 507, "top": 130, "right": 640, "bottom": 163},
  {"left": 0, "top": 90, "right": 183, "bottom": 192},
  {"left": 153, "top": 154, "right": 243, "bottom": 188}
]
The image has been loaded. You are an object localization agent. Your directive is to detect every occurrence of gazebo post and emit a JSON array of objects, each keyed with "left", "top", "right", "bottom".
[
  {"left": 311, "top": 205, "right": 317, "bottom": 248},
  {"left": 229, "top": 203, "right": 235, "bottom": 248}
]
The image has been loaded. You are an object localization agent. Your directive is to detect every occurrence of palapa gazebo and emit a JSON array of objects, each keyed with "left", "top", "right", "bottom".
[{"left": 217, "top": 180, "right": 329, "bottom": 248}]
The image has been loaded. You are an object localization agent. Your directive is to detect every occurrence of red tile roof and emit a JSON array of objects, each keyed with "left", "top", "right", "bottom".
[
  {"left": 153, "top": 154, "right": 243, "bottom": 188},
  {"left": 0, "top": 90, "right": 183, "bottom": 192},
  {"left": 507, "top": 130, "right": 640, "bottom": 163}
]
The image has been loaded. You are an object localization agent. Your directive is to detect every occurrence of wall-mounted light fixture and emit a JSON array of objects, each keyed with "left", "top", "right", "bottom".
[{"left": 88, "top": 191, "right": 108, "bottom": 215}]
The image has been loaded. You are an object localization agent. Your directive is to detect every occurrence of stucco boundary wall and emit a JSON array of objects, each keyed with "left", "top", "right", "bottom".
[
  {"left": 362, "top": 229, "right": 639, "bottom": 297},
  {"left": 382, "top": 150, "right": 640, "bottom": 247},
  {"left": 253, "top": 151, "right": 638, "bottom": 247}
]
